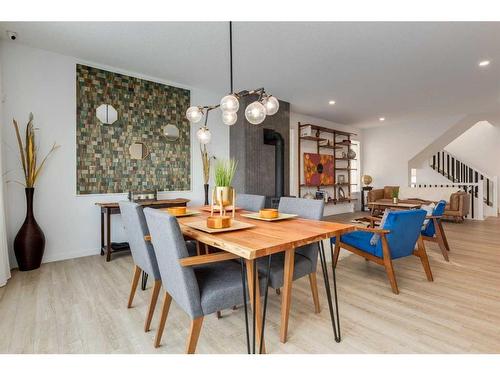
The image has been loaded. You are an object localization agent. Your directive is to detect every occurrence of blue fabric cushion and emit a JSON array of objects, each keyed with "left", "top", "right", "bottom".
[
  {"left": 332, "top": 209, "right": 427, "bottom": 260},
  {"left": 332, "top": 231, "right": 382, "bottom": 258},
  {"left": 383, "top": 209, "right": 427, "bottom": 259},
  {"left": 370, "top": 209, "right": 391, "bottom": 246},
  {"left": 421, "top": 200, "right": 446, "bottom": 237}
]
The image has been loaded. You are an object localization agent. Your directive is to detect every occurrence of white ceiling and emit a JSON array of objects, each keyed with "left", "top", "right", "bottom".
[{"left": 1, "top": 22, "right": 500, "bottom": 127}]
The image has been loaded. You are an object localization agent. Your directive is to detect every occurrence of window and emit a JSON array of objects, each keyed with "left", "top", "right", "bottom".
[{"left": 410, "top": 168, "right": 417, "bottom": 187}]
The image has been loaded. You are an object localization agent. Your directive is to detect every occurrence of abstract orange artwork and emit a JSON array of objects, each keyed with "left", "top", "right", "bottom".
[{"left": 303, "top": 153, "right": 335, "bottom": 186}]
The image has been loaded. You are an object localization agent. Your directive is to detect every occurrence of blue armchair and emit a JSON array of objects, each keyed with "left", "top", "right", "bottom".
[
  {"left": 331, "top": 209, "right": 433, "bottom": 294},
  {"left": 421, "top": 200, "right": 451, "bottom": 261}
]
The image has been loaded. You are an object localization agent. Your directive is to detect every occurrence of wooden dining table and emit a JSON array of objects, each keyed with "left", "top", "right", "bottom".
[{"left": 147, "top": 207, "right": 354, "bottom": 353}]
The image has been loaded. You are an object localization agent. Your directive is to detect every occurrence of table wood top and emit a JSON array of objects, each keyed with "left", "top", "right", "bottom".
[
  {"left": 148, "top": 208, "right": 355, "bottom": 260},
  {"left": 368, "top": 201, "right": 422, "bottom": 209},
  {"left": 96, "top": 198, "right": 190, "bottom": 209}
]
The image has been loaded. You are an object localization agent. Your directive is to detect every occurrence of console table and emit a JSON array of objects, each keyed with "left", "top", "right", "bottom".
[
  {"left": 96, "top": 198, "right": 190, "bottom": 262},
  {"left": 361, "top": 186, "right": 373, "bottom": 212}
]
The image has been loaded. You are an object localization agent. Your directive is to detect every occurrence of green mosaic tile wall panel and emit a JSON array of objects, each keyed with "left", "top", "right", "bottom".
[{"left": 76, "top": 64, "right": 191, "bottom": 194}]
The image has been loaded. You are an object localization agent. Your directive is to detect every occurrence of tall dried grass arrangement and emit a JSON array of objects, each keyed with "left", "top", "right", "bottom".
[
  {"left": 12, "top": 113, "right": 60, "bottom": 188},
  {"left": 200, "top": 144, "right": 213, "bottom": 184}
]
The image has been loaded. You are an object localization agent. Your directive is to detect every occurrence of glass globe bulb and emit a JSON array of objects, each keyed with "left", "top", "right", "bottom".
[
  {"left": 245, "top": 101, "right": 266, "bottom": 125},
  {"left": 220, "top": 94, "right": 240, "bottom": 113},
  {"left": 196, "top": 127, "right": 211, "bottom": 144},
  {"left": 263, "top": 96, "right": 279, "bottom": 116},
  {"left": 186, "top": 106, "right": 203, "bottom": 123},
  {"left": 222, "top": 111, "right": 237, "bottom": 126}
]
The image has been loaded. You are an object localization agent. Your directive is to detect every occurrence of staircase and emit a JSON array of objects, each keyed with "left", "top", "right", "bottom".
[{"left": 423, "top": 150, "right": 498, "bottom": 219}]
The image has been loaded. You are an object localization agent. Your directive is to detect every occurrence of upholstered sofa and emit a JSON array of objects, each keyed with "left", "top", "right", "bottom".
[
  {"left": 367, "top": 186, "right": 431, "bottom": 206},
  {"left": 368, "top": 186, "right": 470, "bottom": 222},
  {"left": 443, "top": 191, "right": 470, "bottom": 222}
]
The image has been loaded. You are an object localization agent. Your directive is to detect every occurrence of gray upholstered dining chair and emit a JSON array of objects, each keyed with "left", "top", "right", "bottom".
[
  {"left": 257, "top": 197, "right": 325, "bottom": 314},
  {"left": 119, "top": 201, "right": 163, "bottom": 333},
  {"left": 236, "top": 193, "right": 266, "bottom": 212},
  {"left": 144, "top": 208, "right": 256, "bottom": 354},
  {"left": 120, "top": 201, "right": 197, "bottom": 333}
]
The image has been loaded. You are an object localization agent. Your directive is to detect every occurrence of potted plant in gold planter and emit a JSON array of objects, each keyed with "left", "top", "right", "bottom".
[
  {"left": 213, "top": 158, "right": 237, "bottom": 208},
  {"left": 392, "top": 187, "right": 400, "bottom": 204},
  {"left": 11, "top": 113, "right": 59, "bottom": 271}
]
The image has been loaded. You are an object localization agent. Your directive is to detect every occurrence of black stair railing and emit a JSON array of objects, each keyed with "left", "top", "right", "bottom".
[{"left": 429, "top": 150, "right": 493, "bottom": 208}]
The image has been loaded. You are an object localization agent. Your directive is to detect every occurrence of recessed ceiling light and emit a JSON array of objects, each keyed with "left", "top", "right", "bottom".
[
  {"left": 379, "top": 117, "right": 385, "bottom": 122},
  {"left": 328, "top": 100, "right": 336, "bottom": 105},
  {"left": 478, "top": 60, "right": 491, "bottom": 67}
]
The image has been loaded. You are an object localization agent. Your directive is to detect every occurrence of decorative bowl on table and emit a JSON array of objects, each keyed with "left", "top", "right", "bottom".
[
  {"left": 167, "top": 206, "right": 187, "bottom": 216},
  {"left": 259, "top": 208, "right": 279, "bottom": 219},
  {"left": 207, "top": 216, "right": 232, "bottom": 229}
]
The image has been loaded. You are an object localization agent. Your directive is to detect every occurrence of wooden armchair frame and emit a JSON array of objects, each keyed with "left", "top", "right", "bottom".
[
  {"left": 420, "top": 215, "right": 451, "bottom": 261},
  {"left": 332, "top": 226, "right": 433, "bottom": 294}
]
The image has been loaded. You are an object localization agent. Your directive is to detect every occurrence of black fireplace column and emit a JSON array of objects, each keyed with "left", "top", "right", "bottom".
[{"left": 264, "top": 128, "right": 285, "bottom": 208}]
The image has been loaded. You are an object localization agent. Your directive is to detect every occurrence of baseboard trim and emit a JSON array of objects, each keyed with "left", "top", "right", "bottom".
[{"left": 41, "top": 249, "right": 102, "bottom": 264}]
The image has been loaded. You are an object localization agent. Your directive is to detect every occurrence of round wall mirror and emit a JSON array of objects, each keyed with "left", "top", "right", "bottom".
[
  {"left": 164, "top": 124, "right": 180, "bottom": 142},
  {"left": 129, "top": 142, "right": 149, "bottom": 160}
]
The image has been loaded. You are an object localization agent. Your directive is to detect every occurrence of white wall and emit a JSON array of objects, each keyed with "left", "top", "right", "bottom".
[
  {"left": 445, "top": 121, "right": 500, "bottom": 180},
  {"left": 289, "top": 112, "right": 362, "bottom": 215},
  {"left": 0, "top": 41, "right": 229, "bottom": 266},
  {"left": 362, "top": 114, "right": 464, "bottom": 189},
  {"left": 445, "top": 120, "right": 500, "bottom": 213}
]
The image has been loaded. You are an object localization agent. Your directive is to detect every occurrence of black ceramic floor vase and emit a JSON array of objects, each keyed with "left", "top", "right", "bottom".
[{"left": 14, "top": 187, "right": 45, "bottom": 271}]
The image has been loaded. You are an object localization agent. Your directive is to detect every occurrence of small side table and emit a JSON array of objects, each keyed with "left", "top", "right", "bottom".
[
  {"left": 361, "top": 186, "right": 373, "bottom": 212},
  {"left": 96, "top": 198, "right": 190, "bottom": 262}
]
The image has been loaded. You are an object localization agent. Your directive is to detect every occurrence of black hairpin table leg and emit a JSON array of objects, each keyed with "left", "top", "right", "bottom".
[
  {"left": 240, "top": 256, "right": 272, "bottom": 354},
  {"left": 318, "top": 241, "right": 341, "bottom": 342},
  {"left": 141, "top": 271, "right": 148, "bottom": 291},
  {"left": 240, "top": 258, "right": 251, "bottom": 354},
  {"left": 329, "top": 242, "right": 341, "bottom": 341},
  {"left": 259, "top": 255, "right": 272, "bottom": 354}
]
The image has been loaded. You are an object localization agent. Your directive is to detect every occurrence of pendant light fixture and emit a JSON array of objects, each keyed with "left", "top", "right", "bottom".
[{"left": 188, "top": 21, "right": 280, "bottom": 144}]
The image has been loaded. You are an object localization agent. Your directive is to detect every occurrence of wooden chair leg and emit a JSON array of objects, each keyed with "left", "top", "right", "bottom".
[
  {"left": 308, "top": 272, "right": 321, "bottom": 313},
  {"left": 186, "top": 316, "right": 204, "bottom": 354},
  {"left": 216, "top": 311, "right": 222, "bottom": 319},
  {"left": 381, "top": 237, "right": 399, "bottom": 294},
  {"left": 127, "top": 265, "right": 141, "bottom": 308},
  {"left": 433, "top": 219, "right": 449, "bottom": 261},
  {"left": 437, "top": 220, "right": 450, "bottom": 251},
  {"left": 333, "top": 240, "right": 341, "bottom": 267},
  {"left": 154, "top": 292, "right": 172, "bottom": 348},
  {"left": 144, "top": 280, "right": 162, "bottom": 332},
  {"left": 417, "top": 237, "right": 434, "bottom": 281},
  {"left": 383, "top": 257, "right": 399, "bottom": 294},
  {"left": 275, "top": 288, "right": 281, "bottom": 295}
]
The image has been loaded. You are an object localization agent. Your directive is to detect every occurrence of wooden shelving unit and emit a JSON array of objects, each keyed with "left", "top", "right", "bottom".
[{"left": 298, "top": 122, "right": 358, "bottom": 205}]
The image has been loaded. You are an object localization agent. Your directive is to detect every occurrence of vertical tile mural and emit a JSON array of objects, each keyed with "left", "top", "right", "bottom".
[{"left": 76, "top": 64, "right": 191, "bottom": 194}]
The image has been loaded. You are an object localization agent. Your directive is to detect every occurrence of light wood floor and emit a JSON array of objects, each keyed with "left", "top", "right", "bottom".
[{"left": 1, "top": 213, "right": 499, "bottom": 353}]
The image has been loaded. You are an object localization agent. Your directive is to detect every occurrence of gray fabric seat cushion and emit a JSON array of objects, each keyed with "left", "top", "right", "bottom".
[
  {"left": 195, "top": 261, "right": 265, "bottom": 315},
  {"left": 119, "top": 201, "right": 161, "bottom": 280},
  {"left": 256, "top": 252, "right": 314, "bottom": 289},
  {"left": 236, "top": 193, "right": 266, "bottom": 212},
  {"left": 185, "top": 240, "right": 198, "bottom": 257}
]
